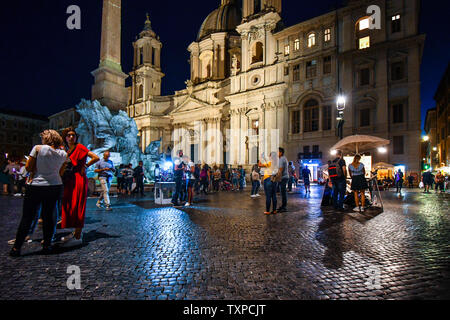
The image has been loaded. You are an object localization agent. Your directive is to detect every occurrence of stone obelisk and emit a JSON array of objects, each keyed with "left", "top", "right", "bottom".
[{"left": 91, "top": 0, "right": 128, "bottom": 112}]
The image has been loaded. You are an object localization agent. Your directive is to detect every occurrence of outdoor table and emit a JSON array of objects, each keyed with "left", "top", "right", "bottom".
[{"left": 154, "top": 182, "right": 176, "bottom": 205}]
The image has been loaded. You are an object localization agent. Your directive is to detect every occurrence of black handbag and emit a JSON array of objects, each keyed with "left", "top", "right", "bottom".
[
  {"left": 62, "top": 161, "right": 75, "bottom": 181},
  {"left": 62, "top": 147, "right": 77, "bottom": 182}
]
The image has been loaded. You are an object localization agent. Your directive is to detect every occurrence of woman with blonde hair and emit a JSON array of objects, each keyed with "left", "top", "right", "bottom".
[
  {"left": 10, "top": 130, "right": 67, "bottom": 257},
  {"left": 348, "top": 154, "right": 368, "bottom": 213}
]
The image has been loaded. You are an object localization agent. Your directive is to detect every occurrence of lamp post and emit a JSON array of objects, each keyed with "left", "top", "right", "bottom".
[{"left": 336, "top": 93, "right": 346, "bottom": 140}]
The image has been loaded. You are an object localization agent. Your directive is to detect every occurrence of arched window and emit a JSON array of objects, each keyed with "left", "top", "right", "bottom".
[
  {"left": 199, "top": 51, "right": 213, "bottom": 80},
  {"left": 251, "top": 42, "right": 263, "bottom": 64},
  {"left": 303, "top": 99, "right": 319, "bottom": 132},
  {"left": 307, "top": 33, "right": 316, "bottom": 48},
  {"left": 139, "top": 47, "right": 144, "bottom": 65},
  {"left": 138, "top": 85, "right": 143, "bottom": 99}
]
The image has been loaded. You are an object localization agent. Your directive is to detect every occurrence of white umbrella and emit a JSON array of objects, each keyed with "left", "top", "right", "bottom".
[
  {"left": 373, "top": 162, "right": 395, "bottom": 170},
  {"left": 331, "top": 135, "right": 390, "bottom": 154}
]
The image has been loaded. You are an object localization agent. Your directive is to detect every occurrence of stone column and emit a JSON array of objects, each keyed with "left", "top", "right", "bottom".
[{"left": 155, "top": 47, "right": 161, "bottom": 68}]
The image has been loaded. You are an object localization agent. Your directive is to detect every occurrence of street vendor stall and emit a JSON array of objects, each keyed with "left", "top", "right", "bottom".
[{"left": 329, "top": 135, "right": 390, "bottom": 211}]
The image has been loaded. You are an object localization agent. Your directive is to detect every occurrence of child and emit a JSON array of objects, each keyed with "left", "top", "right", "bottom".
[{"left": 251, "top": 166, "right": 261, "bottom": 198}]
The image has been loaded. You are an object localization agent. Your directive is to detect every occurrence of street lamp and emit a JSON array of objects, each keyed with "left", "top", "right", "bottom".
[
  {"left": 378, "top": 147, "right": 387, "bottom": 154},
  {"left": 330, "top": 149, "right": 337, "bottom": 156},
  {"left": 433, "top": 147, "right": 437, "bottom": 151},
  {"left": 336, "top": 94, "right": 346, "bottom": 140},
  {"left": 422, "top": 135, "right": 429, "bottom": 142}
]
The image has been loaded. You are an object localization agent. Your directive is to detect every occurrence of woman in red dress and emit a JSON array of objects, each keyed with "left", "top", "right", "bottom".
[{"left": 60, "top": 128, "right": 99, "bottom": 246}]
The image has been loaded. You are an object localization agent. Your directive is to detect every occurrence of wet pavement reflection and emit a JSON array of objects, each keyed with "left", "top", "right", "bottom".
[{"left": 0, "top": 186, "right": 449, "bottom": 299}]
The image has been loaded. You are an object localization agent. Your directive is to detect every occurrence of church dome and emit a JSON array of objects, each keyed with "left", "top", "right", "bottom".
[{"left": 197, "top": 1, "right": 242, "bottom": 41}]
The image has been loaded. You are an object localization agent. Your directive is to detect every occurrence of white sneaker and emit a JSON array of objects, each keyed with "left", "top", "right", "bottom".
[
  {"left": 60, "top": 233, "right": 74, "bottom": 243},
  {"left": 7, "top": 239, "right": 15, "bottom": 245},
  {"left": 255, "top": 194, "right": 261, "bottom": 197},
  {"left": 60, "top": 235, "right": 82, "bottom": 248},
  {"left": 361, "top": 207, "right": 365, "bottom": 213},
  {"left": 250, "top": 195, "right": 255, "bottom": 198},
  {"left": 353, "top": 207, "right": 361, "bottom": 212},
  {"left": 184, "top": 202, "right": 190, "bottom": 207}
]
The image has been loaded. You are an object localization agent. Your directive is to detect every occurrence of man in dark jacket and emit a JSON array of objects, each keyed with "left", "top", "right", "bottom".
[{"left": 133, "top": 161, "right": 145, "bottom": 196}]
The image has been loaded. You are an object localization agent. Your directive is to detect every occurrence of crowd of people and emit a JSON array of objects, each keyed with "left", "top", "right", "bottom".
[
  {"left": 169, "top": 148, "right": 305, "bottom": 215},
  {"left": 3, "top": 131, "right": 450, "bottom": 257}
]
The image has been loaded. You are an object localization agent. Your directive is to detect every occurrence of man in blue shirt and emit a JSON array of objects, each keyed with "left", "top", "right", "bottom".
[{"left": 94, "top": 150, "right": 115, "bottom": 210}]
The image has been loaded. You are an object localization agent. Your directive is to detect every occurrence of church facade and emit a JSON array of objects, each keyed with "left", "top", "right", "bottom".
[{"left": 126, "top": 0, "right": 424, "bottom": 176}]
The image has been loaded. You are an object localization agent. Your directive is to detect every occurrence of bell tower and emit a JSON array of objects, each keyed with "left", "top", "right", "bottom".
[
  {"left": 91, "top": 0, "right": 128, "bottom": 111},
  {"left": 129, "top": 14, "right": 164, "bottom": 105},
  {"left": 243, "top": 0, "right": 281, "bottom": 20}
]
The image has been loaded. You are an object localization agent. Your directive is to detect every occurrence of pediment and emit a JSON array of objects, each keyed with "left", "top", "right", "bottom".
[{"left": 171, "top": 97, "right": 209, "bottom": 114}]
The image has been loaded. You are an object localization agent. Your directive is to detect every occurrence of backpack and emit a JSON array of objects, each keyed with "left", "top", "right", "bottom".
[{"left": 328, "top": 159, "right": 344, "bottom": 180}]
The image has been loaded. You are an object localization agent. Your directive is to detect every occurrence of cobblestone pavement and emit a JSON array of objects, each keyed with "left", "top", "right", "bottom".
[{"left": 0, "top": 186, "right": 449, "bottom": 300}]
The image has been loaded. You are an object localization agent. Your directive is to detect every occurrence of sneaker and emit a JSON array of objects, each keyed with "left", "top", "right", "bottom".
[
  {"left": 184, "top": 202, "right": 190, "bottom": 207},
  {"left": 255, "top": 194, "right": 261, "bottom": 197},
  {"left": 7, "top": 239, "right": 15, "bottom": 245},
  {"left": 96, "top": 202, "right": 102, "bottom": 208},
  {"left": 271, "top": 210, "right": 278, "bottom": 215},
  {"left": 360, "top": 207, "right": 365, "bottom": 213},
  {"left": 250, "top": 195, "right": 256, "bottom": 198},
  {"left": 60, "top": 233, "right": 74, "bottom": 243},
  {"left": 264, "top": 211, "right": 271, "bottom": 215},
  {"left": 60, "top": 236, "right": 82, "bottom": 248},
  {"left": 353, "top": 207, "right": 361, "bottom": 212},
  {"left": 277, "top": 207, "right": 287, "bottom": 213}
]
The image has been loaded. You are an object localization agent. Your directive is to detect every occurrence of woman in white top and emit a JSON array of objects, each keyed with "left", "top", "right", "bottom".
[{"left": 10, "top": 130, "right": 67, "bottom": 257}]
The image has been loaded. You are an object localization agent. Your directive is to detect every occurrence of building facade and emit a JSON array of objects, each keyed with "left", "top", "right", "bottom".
[
  {"left": 423, "top": 108, "right": 438, "bottom": 169},
  {"left": 48, "top": 108, "right": 80, "bottom": 132},
  {"left": 0, "top": 109, "right": 48, "bottom": 160},
  {"left": 125, "top": 0, "right": 425, "bottom": 175},
  {"left": 434, "top": 63, "right": 450, "bottom": 167}
]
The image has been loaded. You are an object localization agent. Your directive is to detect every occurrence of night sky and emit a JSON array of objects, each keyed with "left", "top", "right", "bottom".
[{"left": 0, "top": 0, "right": 448, "bottom": 128}]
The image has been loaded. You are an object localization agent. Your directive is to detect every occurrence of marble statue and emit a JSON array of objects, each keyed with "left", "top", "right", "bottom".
[{"left": 75, "top": 99, "right": 164, "bottom": 181}]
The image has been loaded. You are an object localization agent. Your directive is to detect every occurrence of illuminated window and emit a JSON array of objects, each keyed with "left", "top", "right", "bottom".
[
  {"left": 392, "top": 14, "right": 401, "bottom": 33},
  {"left": 324, "top": 28, "right": 331, "bottom": 42},
  {"left": 294, "top": 38, "right": 300, "bottom": 51},
  {"left": 359, "top": 36, "right": 370, "bottom": 49},
  {"left": 308, "top": 33, "right": 316, "bottom": 47},
  {"left": 284, "top": 44, "right": 290, "bottom": 56},
  {"left": 359, "top": 18, "right": 370, "bottom": 31}
]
